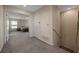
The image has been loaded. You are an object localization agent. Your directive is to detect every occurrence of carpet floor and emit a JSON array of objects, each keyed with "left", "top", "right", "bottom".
[{"left": 1, "top": 32, "right": 69, "bottom": 53}]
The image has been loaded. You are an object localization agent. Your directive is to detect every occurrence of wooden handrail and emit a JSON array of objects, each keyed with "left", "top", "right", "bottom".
[
  {"left": 53, "top": 28, "right": 61, "bottom": 39},
  {"left": 47, "top": 24, "right": 61, "bottom": 39}
]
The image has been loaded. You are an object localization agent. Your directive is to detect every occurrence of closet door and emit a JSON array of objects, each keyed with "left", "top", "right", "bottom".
[
  {"left": 35, "top": 19, "right": 41, "bottom": 39},
  {"left": 61, "top": 9, "right": 78, "bottom": 51},
  {"left": 34, "top": 14, "right": 41, "bottom": 39}
]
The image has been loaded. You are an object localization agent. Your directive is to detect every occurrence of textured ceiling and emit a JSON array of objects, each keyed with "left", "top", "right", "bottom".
[
  {"left": 11, "top": 5, "right": 44, "bottom": 12},
  {"left": 11, "top": 5, "right": 78, "bottom": 12},
  {"left": 57, "top": 5, "right": 78, "bottom": 11}
]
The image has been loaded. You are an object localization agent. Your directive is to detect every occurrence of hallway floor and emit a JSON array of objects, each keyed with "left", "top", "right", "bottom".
[{"left": 2, "top": 32, "right": 68, "bottom": 53}]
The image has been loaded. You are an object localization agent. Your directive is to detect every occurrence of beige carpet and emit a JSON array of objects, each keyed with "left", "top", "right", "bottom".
[{"left": 1, "top": 32, "right": 68, "bottom": 53}]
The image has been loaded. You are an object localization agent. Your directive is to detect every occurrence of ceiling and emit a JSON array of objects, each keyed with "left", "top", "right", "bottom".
[
  {"left": 57, "top": 5, "right": 78, "bottom": 11},
  {"left": 12, "top": 5, "right": 44, "bottom": 12},
  {"left": 11, "top": 5, "right": 78, "bottom": 12}
]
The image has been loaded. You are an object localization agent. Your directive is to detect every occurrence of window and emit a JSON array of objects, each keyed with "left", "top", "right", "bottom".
[{"left": 11, "top": 21, "right": 17, "bottom": 29}]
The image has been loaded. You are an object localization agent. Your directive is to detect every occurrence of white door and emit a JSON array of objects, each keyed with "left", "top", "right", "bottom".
[{"left": 34, "top": 18, "right": 41, "bottom": 39}]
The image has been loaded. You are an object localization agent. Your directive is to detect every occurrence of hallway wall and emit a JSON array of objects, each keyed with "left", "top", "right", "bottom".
[
  {"left": 33, "top": 6, "right": 53, "bottom": 45},
  {"left": 52, "top": 6, "right": 61, "bottom": 46},
  {"left": 0, "top": 6, "right": 4, "bottom": 51},
  {"left": 32, "top": 6, "right": 60, "bottom": 45}
]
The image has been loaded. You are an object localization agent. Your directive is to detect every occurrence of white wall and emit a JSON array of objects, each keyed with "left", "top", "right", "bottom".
[
  {"left": 4, "top": 6, "right": 11, "bottom": 44},
  {"left": 32, "top": 6, "right": 60, "bottom": 45},
  {"left": 0, "top": 6, "right": 4, "bottom": 51},
  {"left": 33, "top": 6, "right": 53, "bottom": 45},
  {"left": 52, "top": 6, "right": 61, "bottom": 46}
]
